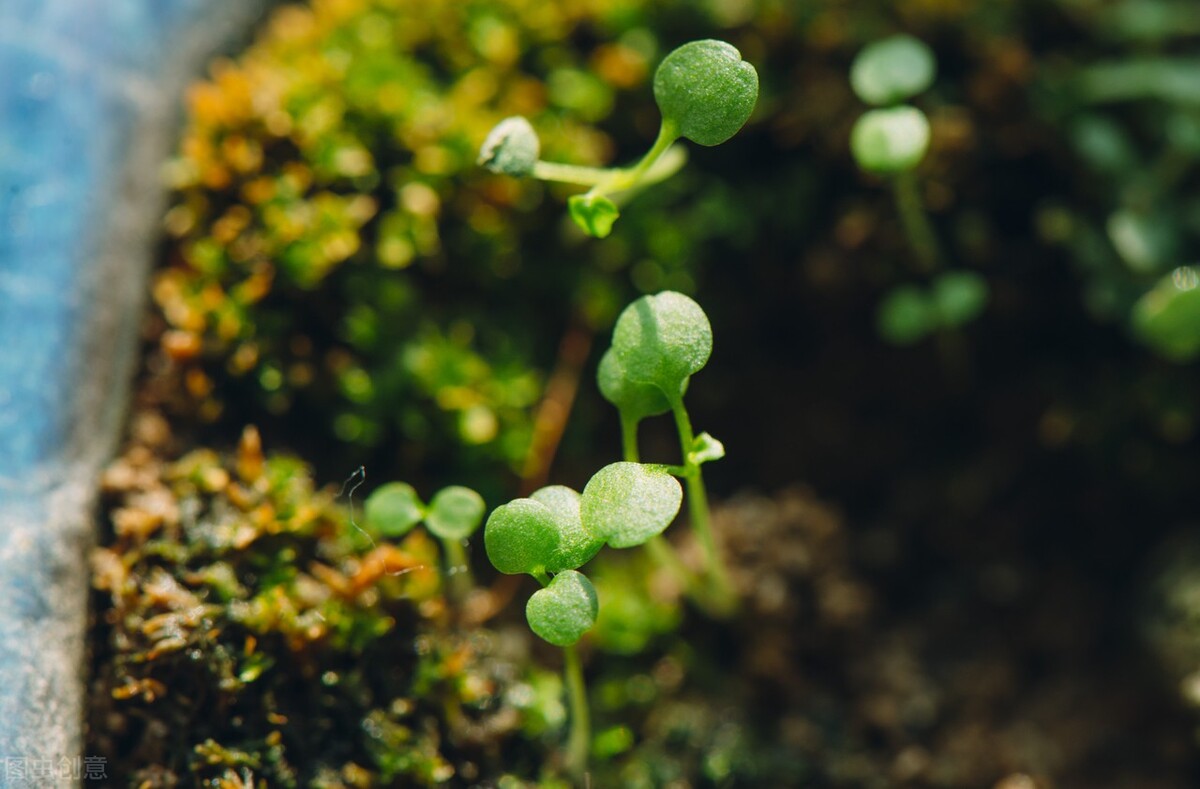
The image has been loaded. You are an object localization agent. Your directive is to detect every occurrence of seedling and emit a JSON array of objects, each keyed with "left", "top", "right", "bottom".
[
  {"left": 849, "top": 34, "right": 941, "bottom": 272},
  {"left": 482, "top": 290, "right": 734, "bottom": 778},
  {"left": 364, "top": 482, "right": 485, "bottom": 599},
  {"left": 479, "top": 40, "right": 754, "bottom": 780},
  {"left": 877, "top": 271, "right": 989, "bottom": 346},
  {"left": 479, "top": 39, "right": 759, "bottom": 238}
]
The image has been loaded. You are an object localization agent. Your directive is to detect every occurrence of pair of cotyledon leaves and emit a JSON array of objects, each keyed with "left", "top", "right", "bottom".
[
  {"left": 849, "top": 35, "right": 937, "bottom": 175},
  {"left": 570, "top": 39, "right": 758, "bottom": 237},
  {"left": 365, "top": 483, "right": 486, "bottom": 541},
  {"left": 486, "top": 292, "right": 713, "bottom": 574},
  {"left": 486, "top": 291, "right": 713, "bottom": 645},
  {"left": 479, "top": 39, "right": 757, "bottom": 177},
  {"left": 485, "top": 464, "right": 681, "bottom": 646},
  {"left": 484, "top": 463, "right": 684, "bottom": 578},
  {"left": 598, "top": 290, "right": 712, "bottom": 422},
  {"left": 479, "top": 40, "right": 758, "bottom": 237}
]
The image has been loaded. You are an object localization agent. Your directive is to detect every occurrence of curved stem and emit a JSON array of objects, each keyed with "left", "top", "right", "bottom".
[
  {"left": 532, "top": 143, "right": 687, "bottom": 194},
  {"left": 670, "top": 397, "right": 736, "bottom": 615},
  {"left": 588, "top": 121, "right": 679, "bottom": 198},
  {"left": 622, "top": 144, "right": 688, "bottom": 196},
  {"left": 562, "top": 644, "right": 590, "bottom": 780},
  {"left": 622, "top": 410, "right": 705, "bottom": 602},
  {"left": 531, "top": 160, "right": 614, "bottom": 186},
  {"left": 892, "top": 170, "right": 941, "bottom": 273}
]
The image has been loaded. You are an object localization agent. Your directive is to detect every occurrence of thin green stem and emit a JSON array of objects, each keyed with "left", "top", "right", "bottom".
[
  {"left": 531, "top": 160, "right": 614, "bottom": 186},
  {"left": 623, "top": 144, "right": 687, "bottom": 195},
  {"left": 670, "top": 397, "right": 736, "bottom": 615},
  {"left": 620, "top": 412, "right": 640, "bottom": 463},
  {"left": 440, "top": 537, "right": 472, "bottom": 602},
  {"left": 622, "top": 410, "right": 705, "bottom": 603},
  {"left": 892, "top": 170, "right": 941, "bottom": 273},
  {"left": 587, "top": 121, "right": 679, "bottom": 198},
  {"left": 562, "top": 644, "right": 590, "bottom": 780},
  {"left": 531, "top": 143, "right": 687, "bottom": 194}
]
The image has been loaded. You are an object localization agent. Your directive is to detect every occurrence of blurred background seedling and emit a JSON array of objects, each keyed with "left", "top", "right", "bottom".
[
  {"left": 849, "top": 33, "right": 992, "bottom": 348},
  {"left": 365, "top": 481, "right": 485, "bottom": 599}
]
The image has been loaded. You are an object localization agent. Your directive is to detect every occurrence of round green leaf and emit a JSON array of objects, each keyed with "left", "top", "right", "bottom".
[
  {"left": 931, "top": 271, "right": 989, "bottom": 327},
  {"left": 1133, "top": 266, "right": 1200, "bottom": 361},
  {"left": 484, "top": 499, "right": 560, "bottom": 576},
  {"left": 364, "top": 482, "right": 424, "bottom": 538},
  {"left": 654, "top": 39, "right": 759, "bottom": 146},
  {"left": 581, "top": 462, "right": 683, "bottom": 549},
  {"left": 597, "top": 348, "right": 673, "bottom": 423},
  {"left": 526, "top": 570, "right": 599, "bottom": 646},
  {"left": 877, "top": 285, "right": 934, "bottom": 346},
  {"left": 568, "top": 194, "right": 620, "bottom": 238},
  {"left": 850, "top": 34, "right": 936, "bottom": 106},
  {"left": 851, "top": 106, "right": 931, "bottom": 174},
  {"left": 425, "top": 486, "right": 486, "bottom": 541},
  {"left": 531, "top": 485, "right": 604, "bottom": 572},
  {"left": 611, "top": 291, "right": 712, "bottom": 399},
  {"left": 478, "top": 116, "right": 540, "bottom": 176}
]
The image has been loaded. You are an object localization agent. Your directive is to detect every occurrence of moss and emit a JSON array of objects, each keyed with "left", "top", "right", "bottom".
[
  {"left": 89, "top": 424, "right": 562, "bottom": 786},
  {"left": 153, "top": 0, "right": 635, "bottom": 483}
]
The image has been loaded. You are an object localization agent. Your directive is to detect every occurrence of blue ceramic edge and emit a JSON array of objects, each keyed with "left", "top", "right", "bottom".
[{"left": 0, "top": 3, "right": 268, "bottom": 784}]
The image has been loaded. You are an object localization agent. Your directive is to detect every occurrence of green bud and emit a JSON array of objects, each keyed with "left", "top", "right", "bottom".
[
  {"left": 568, "top": 194, "right": 620, "bottom": 238},
  {"left": 654, "top": 39, "right": 759, "bottom": 146},
  {"left": 688, "top": 432, "right": 725, "bottom": 466},
  {"left": 478, "top": 116, "right": 540, "bottom": 176}
]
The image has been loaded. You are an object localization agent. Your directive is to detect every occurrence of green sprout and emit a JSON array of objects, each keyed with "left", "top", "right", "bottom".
[
  {"left": 481, "top": 290, "right": 734, "bottom": 778},
  {"left": 603, "top": 292, "right": 734, "bottom": 611},
  {"left": 478, "top": 39, "right": 759, "bottom": 238},
  {"left": 849, "top": 35, "right": 941, "bottom": 273},
  {"left": 847, "top": 34, "right": 991, "bottom": 347},
  {"left": 365, "top": 482, "right": 485, "bottom": 599},
  {"left": 877, "top": 271, "right": 989, "bottom": 346}
]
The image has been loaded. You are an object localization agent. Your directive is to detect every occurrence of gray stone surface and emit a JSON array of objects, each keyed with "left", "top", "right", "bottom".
[{"left": 0, "top": 2, "right": 267, "bottom": 784}]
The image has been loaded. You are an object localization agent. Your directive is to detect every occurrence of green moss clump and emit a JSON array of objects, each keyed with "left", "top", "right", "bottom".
[
  {"left": 88, "top": 424, "right": 558, "bottom": 786},
  {"left": 154, "top": 0, "right": 630, "bottom": 480}
]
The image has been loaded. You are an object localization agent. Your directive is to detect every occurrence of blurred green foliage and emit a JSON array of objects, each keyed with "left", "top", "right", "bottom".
[
  {"left": 1036, "top": 0, "right": 1200, "bottom": 359},
  {"left": 156, "top": 0, "right": 645, "bottom": 487}
]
